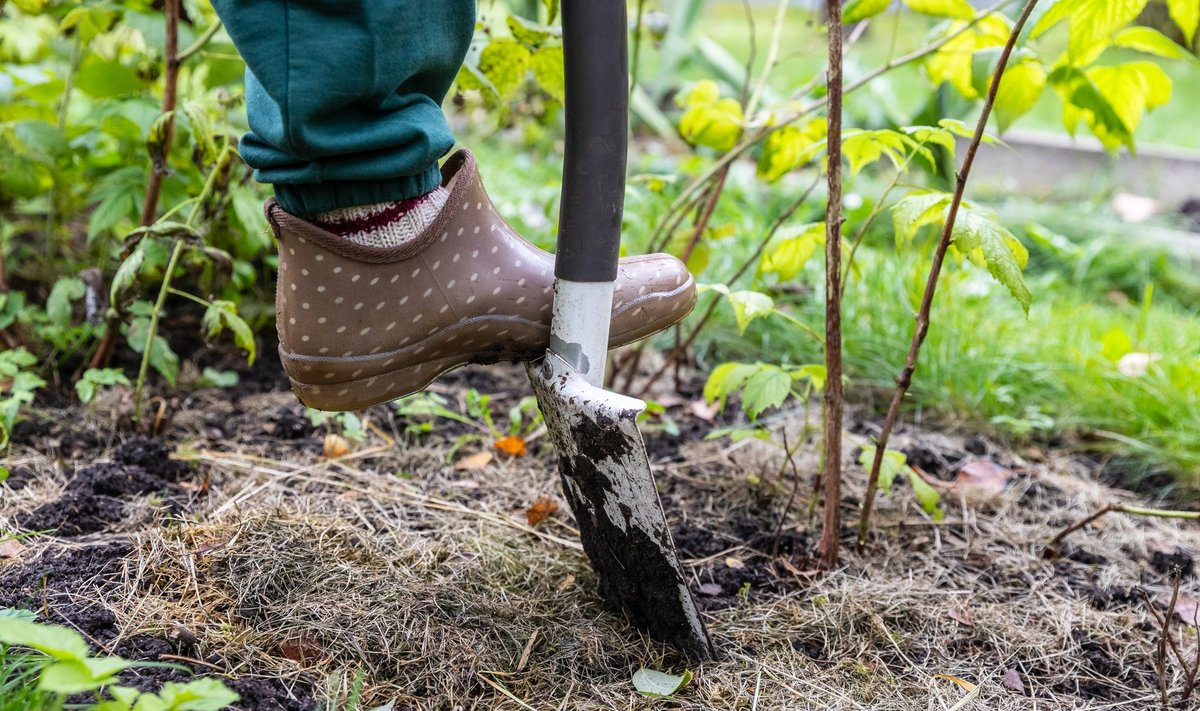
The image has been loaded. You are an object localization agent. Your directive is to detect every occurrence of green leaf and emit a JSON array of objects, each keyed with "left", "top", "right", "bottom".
[
  {"left": 789, "top": 364, "right": 827, "bottom": 391},
  {"left": 76, "top": 368, "right": 131, "bottom": 404},
  {"left": 760, "top": 222, "right": 823, "bottom": 281},
  {"left": 1031, "top": 0, "right": 1150, "bottom": 61},
  {"left": 39, "top": 659, "right": 123, "bottom": 694},
  {"left": 1113, "top": 26, "right": 1188, "bottom": 59},
  {"left": 530, "top": 46, "right": 565, "bottom": 103},
  {"left": 993, "top": 59, "right": 1047, "bottom": 131},
  {"left": 46, "top": 278, "right": 86, "bottom": 326},
  {"left": 904, "top": 0, "right": 975, "bottom": 20},
  {"left": 506, "top": 14, "right": 560, "bottom": 45},
  {"left": 844, "top": 0, "right": 891, "bottom": 23},
  {"left": 154, "top": 678, "right": 240, "bottom": 710},
  {"left": 891, "top": 191, "right": 951, "bottom": 245},
  {"left": 1167, "top": 0, "right": 1199, "bottom": 44},
  {"left": 197, "top": 367, "right": 239, "bottom": 389},
  {"left": 925, "top": 15, "right": 1011, "bottom": 99},
  {"left": 704, "top": 362, "right": 760, "bottom": 410},
  {"left": 858, "top": 446, "right": 912, "bottom": 493},
  {"left": 842, "top": 129, "right": 922, "bottom": 175},
  {"left": 756, "top": 119, "right": 826, "bottom": 182},
  {"left": 477, "top": 38, "right": 533, "bottom": 100},
  {"left": 75, "top": 58, "right": 144, "bottom": 98},
  {"left": 88, "top": 191, "right": 139, "bottom": 241},
  {"left": 633, "top": 668, "right": 693, "bottom": 698},
  {"left": 907, "top": 469, "right": 944, "bottom": 521},
  {"left": 1075, "top": 62, "right": 1173, "bottom": 150},
  {"left": 952, "top": 205, "right": 1032, "bottom": 312},
  {"left": 110, "top": 244, "right": 147, "bottom": 308},
  {"left": 127, "top": 318, "right": 180, "bottom": 387},
  {"left": 727, "top": 290, "right": 775, "bottom": 334},
  {"left": 0, "top": 616, "right": 89, "bottom": 660},
  {"left": 201, "top": 300, "right": 257, "bottom": 365},
  {"left": 678, "top": 81, "right": 743, "bottom": 152},
  {"left": 1101, "top": 327, "right": 1134, "bottom": 362},
  {"left": 741, "top": 366, "right": 792, "bottom": 418}
]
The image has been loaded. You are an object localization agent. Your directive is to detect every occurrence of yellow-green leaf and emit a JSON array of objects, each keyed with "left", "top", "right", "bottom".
[
  {"left": 844, "top": 0, "right": 892, "bottom": 23},
  {"left": 478, "top": 38, "right": 532, "bottom": 100},
  {"left": 858, "top": 446, "right": 912, "bottom": 493},
  {"left": 1167, "top": 0, "right": 1199, "bottom": 44},
  {"left": 761, "top": 222, "right": 823, "bottom": 280},
  {"left": 0, "top": 616, "right": 89, "bottom": 661},
  {"left": 531, "top": 46, "right": 564, "bottom": 103},
  {"left": 727, "top": 290, "right": 774, "bottom": 334},
  {"left": 756, "top": 122, "right": 826, "bottom": 182},
  {"left": 994, "top": 59, "right": 1047, "bottom": 131},
  {"left": 1113, "top": 26, "right": 1188, "bottom": 59},
  {"left": 1086, "top": 61, "right": 1172, "bottom": 145},
  {"left": 904, "top": 0, "right": 975, "bottom": 20},
  {"left": 1032, "top": 0, "right": 1150, "bottom": 61}
]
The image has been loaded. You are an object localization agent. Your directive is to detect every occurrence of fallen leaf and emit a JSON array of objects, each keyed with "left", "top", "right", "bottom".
[
  {"left": 495, "top": 435, "right": 527, "bottom": 457},
  {"left": 279, "top": 632, "right": 324, "bottom": 664},
  {"left": 323, "top": 433, "right": 350, "bottom": 459},
  {"left": 0, "top": 539, "right": 27, "bottom": 563},
  {"left": 951, "top": 459, "right": 1013, "bottom": 500},
  {"left": 1002, "top": 667, "right": 1025, "bottom": 694},
  {"left": 1160, "top": 591, "right": 1200, "bottom": 626},
  {"left": 724, "top": 556, "right": 745, "bottom": 570},
  {"left": 557, "top": 574, "right": 576, "bottom": 591},
  {"left": 526, "top": 495, "right": 559, "bottom": 526},
  {"left": 632, "top": 668, "right": 693, "bottom": 698},
  {"left": 698, "top": 583, "right": 723, "bottom": 596},
  {"left": 1117, "top": 352, "right": 1163, "bottom": 377},
  {"left": 454, "top": 451, "right": 493, "bottom": 471},
  {"left": 688, "top": 399, "right": 718, "bottom": 422},
  {"left": 933, "top": 674, "right": 977, "bottom": 692},
  {"left": 946, "top": 607, "right": 975, "bottom": 627}
]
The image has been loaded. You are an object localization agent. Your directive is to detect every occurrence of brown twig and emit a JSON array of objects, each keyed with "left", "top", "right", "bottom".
[
  {"left": 139, "top": 0, "right": 181, "bottom": 227},
  {"left": 771, "top": 429, "right": 803, "bottom": 558},
  {"left": 856, "top": 0, "right": 1042, "bottom": 549},
  {"left": 1045, "top": 503, "right": 1200, "bottom": 551},
  {"left": 814, "top": 0, "right": 844, "bottom": 572}
]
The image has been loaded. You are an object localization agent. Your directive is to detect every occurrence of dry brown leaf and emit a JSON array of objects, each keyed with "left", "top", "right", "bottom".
[
  {"left": 454, "top": 451, "right": 494, "bottom": 471},
  {"left": 1002, "top": 668, "right": 1025, "bottom": 694},
  {"left": 952, "top": 459, "right": 1013, "bottom": 500},
  {"left": 495, "top": 435, "right": 527, "bottom": 457},
  {"left": 0, "top": 539, "right": 27, "bottom": 563},
  {"left": 946, "top": 607, "right": 975, "bottom": 627},
  {"left": 557, "top": 574, "right": 576, "bottom": 591},
  {"left": 689, "top": 399, "right": 718, "bottom": 422},
  {"left": 1161, "top": 591, "right": 1200, "bottom": 626},
  {"left": 526, "top": 495, "right": 559, "bottom": 527},
  {"left": 279, "top": 632, "right": 324, "bottom": 664},
  {"left": 323, "top": 433, "right": 350, "bottom": 459}
]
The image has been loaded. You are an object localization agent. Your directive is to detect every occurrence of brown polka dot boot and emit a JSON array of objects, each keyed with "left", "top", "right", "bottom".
[{"left": 267, "top": 149, "right": 697, "bottom": 411}]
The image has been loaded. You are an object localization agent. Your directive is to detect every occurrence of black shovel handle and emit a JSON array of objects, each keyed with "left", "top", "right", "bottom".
[{"left": 555, "top": 0, "right": 629, "bottom": 283}]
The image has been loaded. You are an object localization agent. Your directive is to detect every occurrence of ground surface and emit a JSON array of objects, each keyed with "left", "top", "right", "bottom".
[{"left": 3, "top": 361, "right": 1200, "bottom": 710}]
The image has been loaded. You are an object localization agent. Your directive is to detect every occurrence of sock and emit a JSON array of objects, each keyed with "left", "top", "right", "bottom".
[{"left": 312, "top": 187, "right": 449, "bottom": 248}]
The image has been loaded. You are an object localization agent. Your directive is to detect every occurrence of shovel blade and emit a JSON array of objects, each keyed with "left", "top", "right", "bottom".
[{"left": 527, "top": 354, "right": 714, "bottom": 660}]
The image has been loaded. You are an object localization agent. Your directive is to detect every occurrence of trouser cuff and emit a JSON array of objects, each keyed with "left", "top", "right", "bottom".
[{"left": 271, "top": 166, "right": 443, "bottom": 217}]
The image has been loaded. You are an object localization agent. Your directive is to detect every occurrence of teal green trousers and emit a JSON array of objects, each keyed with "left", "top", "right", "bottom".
[{"left": 210, "top": 1, "right": 476, "bottom": 217}]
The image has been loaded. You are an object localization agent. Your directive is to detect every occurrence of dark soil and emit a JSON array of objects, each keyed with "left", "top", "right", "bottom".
[
  {"left": 0, "top": 440, "right": 317, "bottom": 710},
  {"left": 17, "top": 438, "right": 188, "bottom": 536}
]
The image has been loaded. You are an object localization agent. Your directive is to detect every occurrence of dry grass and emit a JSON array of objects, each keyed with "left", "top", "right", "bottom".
[{"left": 6, "top": 373, "right": 1200, "bottom": 710}]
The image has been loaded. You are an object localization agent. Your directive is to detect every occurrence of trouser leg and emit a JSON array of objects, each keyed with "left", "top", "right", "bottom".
[{"left": 210, "top": 0, "right": 476, "bottom": 216}]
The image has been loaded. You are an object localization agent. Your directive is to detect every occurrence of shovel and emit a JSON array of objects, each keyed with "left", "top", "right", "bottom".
[{"left": 525, "top": 0, "right": 714, "bottom": 660}]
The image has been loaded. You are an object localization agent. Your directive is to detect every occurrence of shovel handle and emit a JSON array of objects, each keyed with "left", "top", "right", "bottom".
[{"left": 555, "top": 0, "right": 629, "bottom": 284}]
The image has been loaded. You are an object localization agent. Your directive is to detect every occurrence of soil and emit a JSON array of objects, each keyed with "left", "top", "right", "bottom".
[{"left": 4, "top": 360, "right": 1200, "bottom": 709}]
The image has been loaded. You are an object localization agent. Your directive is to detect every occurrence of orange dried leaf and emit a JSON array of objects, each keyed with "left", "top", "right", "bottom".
[
  {"left": 454, "top": 451, "right": 494, "bottom": 471},
  {"left": 495, "top": 435, "right": 527, "bottom": 457},
  {"left": 323, "top": 433, "right": 351, "bottom": 459},
  {"left": 526, "top": 495, "right": 559, "bottom": 526},
  {"left": 0, "top": 539, "right": 27, "bottom": 563}
]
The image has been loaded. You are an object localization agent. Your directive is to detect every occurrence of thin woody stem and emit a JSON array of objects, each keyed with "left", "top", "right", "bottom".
[
  {"left": 814, "top": 0, "right": 844, "bottom": 572},
  {"left": 857, "top": 0, "right": 1043, "bottom": 548}
]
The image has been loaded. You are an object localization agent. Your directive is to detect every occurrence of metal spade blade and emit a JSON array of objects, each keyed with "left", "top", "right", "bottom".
[{"left": 528, "top": 353, "right": 714, "bottom": 660}]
